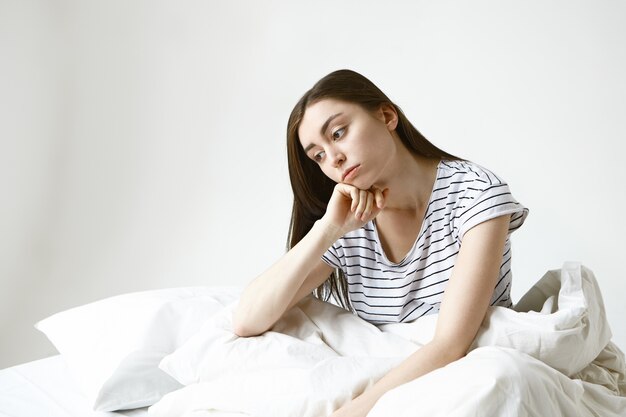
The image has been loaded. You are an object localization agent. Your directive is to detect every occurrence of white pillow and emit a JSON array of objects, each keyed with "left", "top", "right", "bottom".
[
  {"left": 159, "top": 296, "right": 417, "bottom": 387},
  {"left": 35, "top": 286, "right": 240, "bottom": 411},
  {"left": 153, "top": 296, "right": 415, "bottom": 417},
  {"left": 472, "top": 262, "right": 613, "bottom": 376}
]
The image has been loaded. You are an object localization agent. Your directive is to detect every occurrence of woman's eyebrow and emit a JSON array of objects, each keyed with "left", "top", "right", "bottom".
[
  {"left": 320, "top": 112, "right": 343, "bottom": 137},
  {"left": 303, "top": 112, "right": 344, "bottom": 153},
  {"left": 304, "top": 143, "right": 316, "bottom": 153}
]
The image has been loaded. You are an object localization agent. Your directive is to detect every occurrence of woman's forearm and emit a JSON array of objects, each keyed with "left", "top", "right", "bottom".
[
  {"left": 360, "top": 340, "right": 465, "bottom": 407},
  {"left": 232, "top": 219, "right": 340, "bottom": 337}
]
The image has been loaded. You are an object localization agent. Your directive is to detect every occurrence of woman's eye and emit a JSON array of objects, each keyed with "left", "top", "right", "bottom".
[
  {"left": 332, "top": 128, "right": 345, "bottom": 141},
  {"left": 314, "top": 151, "right": 325, "bottom": 162}
]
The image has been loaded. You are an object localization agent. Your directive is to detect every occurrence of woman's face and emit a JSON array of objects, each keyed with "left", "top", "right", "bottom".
[{"left": 297, "top": 98, "right": 398, "bottom": 189}]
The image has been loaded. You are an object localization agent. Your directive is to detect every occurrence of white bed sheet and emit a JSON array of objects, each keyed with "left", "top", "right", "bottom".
[{"left": 0, "top": 355, "right": 148, "bottom": 417}]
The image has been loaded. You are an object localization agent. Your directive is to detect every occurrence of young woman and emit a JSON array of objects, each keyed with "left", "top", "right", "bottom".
[{"left": 233, "top": 69, "right": 528, "bottom": 417}]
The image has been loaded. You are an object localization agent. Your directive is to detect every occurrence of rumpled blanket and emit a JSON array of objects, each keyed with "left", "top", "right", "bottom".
[{"left": 149, "top": 262, "right": 626, "bottom": 417}]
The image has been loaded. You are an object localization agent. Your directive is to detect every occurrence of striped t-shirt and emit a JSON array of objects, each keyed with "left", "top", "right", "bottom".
[{"left": 321, "top": 159, "right": 529, "bottom": 324}]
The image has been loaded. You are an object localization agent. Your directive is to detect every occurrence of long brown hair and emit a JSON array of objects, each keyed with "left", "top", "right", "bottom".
[{"left": 286, "top": 69, "right": 460, "bottom": 311}]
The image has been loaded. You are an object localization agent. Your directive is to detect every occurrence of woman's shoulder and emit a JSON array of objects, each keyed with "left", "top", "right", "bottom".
[{"left": 439, "top": 159, "right": 507, "bottom": 187}]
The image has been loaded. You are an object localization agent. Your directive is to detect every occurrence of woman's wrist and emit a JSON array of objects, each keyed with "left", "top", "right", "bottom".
[{"left": 314, "top": 217, "right": 344, "bottom": 243}]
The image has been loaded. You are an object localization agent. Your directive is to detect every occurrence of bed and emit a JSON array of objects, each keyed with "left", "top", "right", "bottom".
[
  {"left": 0, "top": 355, "right": 148, "bottom": 417},
  {"left": 1, "top": 262, "right": 625, "bottom": 417}
]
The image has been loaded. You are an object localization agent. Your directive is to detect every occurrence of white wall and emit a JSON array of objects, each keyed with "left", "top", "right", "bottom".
[{"left": 1, "top": 0, "right": 625, "bottom": 368}]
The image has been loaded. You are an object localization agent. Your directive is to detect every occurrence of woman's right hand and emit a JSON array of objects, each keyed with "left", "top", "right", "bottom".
[{"left": 321, "top": 183, "right": 388, "bottom": 237}]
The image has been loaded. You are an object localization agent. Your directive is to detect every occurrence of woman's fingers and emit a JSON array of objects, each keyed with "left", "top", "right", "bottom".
[
  {"left": 353, "top": 190, "right": 365, "bottom": 218},
  {"left": 350, "top": 187, "right": 359, "bottom": 212},
  {"left": 373, "top": 188, "right": 382, "bottom": 209},
  {"left": 346, "top": 186, "right": 389, "bottom": 221},
  {"left": 328, "top": 184, "right": 389, "bottom": 230},
  {"left": 355, "top": 189, "right": 384, "bottom": 221},
  {"left": 333, "top": 183, "right": 359, "bottom": 212},
  {"left": 361, "top": 192, "right": 374, "bottom": 221}
]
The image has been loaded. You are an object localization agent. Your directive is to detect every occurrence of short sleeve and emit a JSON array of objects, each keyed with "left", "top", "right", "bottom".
[
  {"left": 321, "top": 242, "right": 343, "bottom": 269},
  {"left": 454, "top": 182, "right": 529, "bottom": 242}
]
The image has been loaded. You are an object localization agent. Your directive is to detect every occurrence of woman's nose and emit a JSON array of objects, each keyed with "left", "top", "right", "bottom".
[{"left": 330, "top": 150, "right": 346, "bottom": 167}]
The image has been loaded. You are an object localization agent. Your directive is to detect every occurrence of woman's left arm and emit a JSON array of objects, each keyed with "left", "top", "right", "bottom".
[{"left": 330, "top": 214, "right": 512, "bottom": 417}]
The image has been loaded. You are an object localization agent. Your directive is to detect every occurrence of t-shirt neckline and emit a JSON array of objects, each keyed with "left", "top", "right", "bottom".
[{"left": 371, "top": 159, "right": 445, "bottom": 267}]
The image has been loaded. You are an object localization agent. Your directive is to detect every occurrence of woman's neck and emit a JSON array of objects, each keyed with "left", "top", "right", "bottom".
[{"left": 374, "top": 138, "right": 441, "bottom": 214}]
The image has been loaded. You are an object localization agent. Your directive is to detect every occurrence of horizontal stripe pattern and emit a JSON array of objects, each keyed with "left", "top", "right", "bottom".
[{"left": 322, "top": 159, "right": 528, "bottom": 324}]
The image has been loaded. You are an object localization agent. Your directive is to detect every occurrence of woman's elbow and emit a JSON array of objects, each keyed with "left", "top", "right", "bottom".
[
  {"left": 232, "top": 321, "right": 261, "bottom": 338},
  {"left": 232, "top": 309, "right": 267, "bottom": 338}
]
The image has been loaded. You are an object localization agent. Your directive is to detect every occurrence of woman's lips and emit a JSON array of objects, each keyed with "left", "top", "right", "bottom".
[{"left": 342, "top": 165, "right": 360, "bottom": 182}]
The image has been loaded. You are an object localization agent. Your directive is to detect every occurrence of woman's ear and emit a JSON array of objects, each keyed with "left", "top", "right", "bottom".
[{"left": 377, "top": 103, "right": 398, "bottom": 131}]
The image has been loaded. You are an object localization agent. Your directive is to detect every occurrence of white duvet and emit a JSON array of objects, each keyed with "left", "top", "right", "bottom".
[{"left": 149, "top": 262, "right": 626, "bottom": 417}]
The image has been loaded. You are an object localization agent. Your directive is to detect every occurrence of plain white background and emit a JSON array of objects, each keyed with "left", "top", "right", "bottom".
[{"left": 1, "top": 0, "right": 625, "bottom": 369}]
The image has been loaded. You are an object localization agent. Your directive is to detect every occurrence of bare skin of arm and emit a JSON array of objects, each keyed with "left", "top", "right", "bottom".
[{"left": 233, "top": 184, "right": 387, "bottom": 337}]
